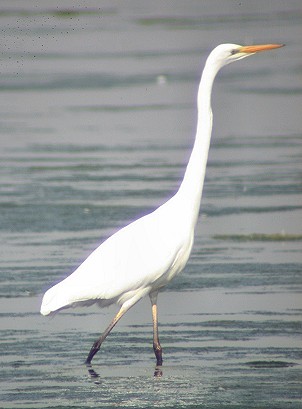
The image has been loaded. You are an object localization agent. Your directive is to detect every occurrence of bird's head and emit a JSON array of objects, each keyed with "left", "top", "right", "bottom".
[{"left": 208, "top": 43, "right": 284, "bottom": 69}]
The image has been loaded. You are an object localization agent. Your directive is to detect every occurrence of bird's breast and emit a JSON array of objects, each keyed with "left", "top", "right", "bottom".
[{"left": 150, "top": 228, "right": 194, "bottom": 290}]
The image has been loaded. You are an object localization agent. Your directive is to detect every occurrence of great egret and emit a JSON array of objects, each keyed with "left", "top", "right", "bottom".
[{"left": 40, "top": 43, "right": 283, "bottom": 367}]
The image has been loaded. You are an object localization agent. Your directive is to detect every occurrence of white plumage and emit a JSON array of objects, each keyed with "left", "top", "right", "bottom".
[
  {"left": 40, "top": 43, "right": 283, "bottom": 367},
  {"left": 41, "top": 196, "right": 193, "bottom": 315}
]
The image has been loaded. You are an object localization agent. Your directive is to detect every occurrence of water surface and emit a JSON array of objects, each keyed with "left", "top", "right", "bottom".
[{"left": 0, "top": 1, "right": 301, "bottom": 408}]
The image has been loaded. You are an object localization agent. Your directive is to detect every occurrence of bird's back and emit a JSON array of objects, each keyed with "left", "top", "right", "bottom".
[{"left": 40, "top": 195, "right": 194, "bottom": 316}]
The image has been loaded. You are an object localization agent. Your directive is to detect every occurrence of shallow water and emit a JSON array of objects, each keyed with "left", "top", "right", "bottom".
[{"left": 0, "top": 1, "right": 302, "bottom": 408}]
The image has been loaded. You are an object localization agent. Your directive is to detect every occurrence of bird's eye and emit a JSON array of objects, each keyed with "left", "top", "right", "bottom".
[{"left": 230, "top": 49, "right": 238, "bottom": 55}]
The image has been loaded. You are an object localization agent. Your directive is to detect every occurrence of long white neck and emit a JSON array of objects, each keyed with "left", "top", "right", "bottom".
[{"left": 177, "top": 56, "right": 221, "bottom": 226}]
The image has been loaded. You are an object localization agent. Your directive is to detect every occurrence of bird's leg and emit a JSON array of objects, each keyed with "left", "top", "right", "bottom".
[
  {"left": 150, "top": 293, "right": 163, "bottom": 367},
  {"left": 85, "top": 307, "right": 126, "bottom": 365},
  {"left": 152, "top": 303, "right": 163, "bottom": 366}
]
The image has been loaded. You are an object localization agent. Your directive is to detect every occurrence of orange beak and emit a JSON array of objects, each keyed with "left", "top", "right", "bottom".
[{"left": 239, "top": 44, "right": 284, "bottom": 54}]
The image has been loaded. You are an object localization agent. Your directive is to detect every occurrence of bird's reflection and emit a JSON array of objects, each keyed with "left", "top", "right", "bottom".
[
  {"left": 154, "top": 365, "right": 163, "bottom": 377},
  {"left": 86, "top": 364, "right": 101, "bottom": 383},
  {"left": 86, "top": 363, "right": 163, "bottom": 380}
]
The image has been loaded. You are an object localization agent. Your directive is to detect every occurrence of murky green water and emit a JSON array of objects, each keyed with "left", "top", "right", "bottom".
[{"left": 0, "top": 1, "right": 301, "bottom": 408}]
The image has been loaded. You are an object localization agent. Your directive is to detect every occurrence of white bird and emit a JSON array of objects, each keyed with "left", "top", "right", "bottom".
[{"left": 40, "top": 43, "right": 283, "bottom": 367}]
